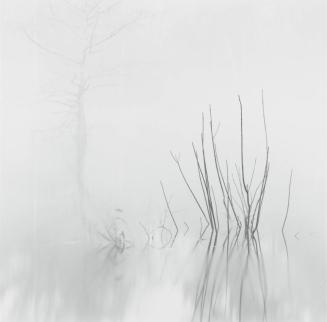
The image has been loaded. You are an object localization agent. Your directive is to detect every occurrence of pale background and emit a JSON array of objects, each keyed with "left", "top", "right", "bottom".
[{"left": 0, "top": 0, "right": 326, "bottom": 320}]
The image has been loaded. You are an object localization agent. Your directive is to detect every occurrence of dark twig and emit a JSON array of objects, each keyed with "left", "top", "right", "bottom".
[
  {"left": 282, "top": 171, "right": 293, "bottom": 234},
  {"left": 160, "top": 181, "right": 179, "bottom": 247},
  {"left": 171, "top": 151, "right": 209, "bottom": 227}
]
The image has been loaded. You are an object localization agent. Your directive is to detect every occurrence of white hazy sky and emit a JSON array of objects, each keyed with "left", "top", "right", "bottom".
[{"left": 0, "top": 0, "right": 326, "bottom": 241}]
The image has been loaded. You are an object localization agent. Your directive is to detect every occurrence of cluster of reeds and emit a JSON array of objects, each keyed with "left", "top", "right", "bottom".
[
  {"left": 167, "top": 92, "right": 271, "bottom": 321},
  {"left": 170, "top": 92, "right": 270, "bottom": 248},
  {"left": 190, "top": 227, "right": 268, "bottom": 322},
  {"left": 167, "top": 93, "right": 293, "bottom": 322}
]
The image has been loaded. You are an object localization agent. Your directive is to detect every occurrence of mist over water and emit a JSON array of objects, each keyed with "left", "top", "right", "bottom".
[{"left": 0, "top": 0, "right": 326, "bottom": 321}]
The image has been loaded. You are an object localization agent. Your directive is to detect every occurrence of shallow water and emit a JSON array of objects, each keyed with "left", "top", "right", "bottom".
[{"left": 0, "top": 217, "right": 325, "bottom": 322}]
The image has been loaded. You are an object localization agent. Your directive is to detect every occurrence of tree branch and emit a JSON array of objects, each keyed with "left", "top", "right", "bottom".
[{"left": 24, "top": 29, "right": 80, "bottom": 65}]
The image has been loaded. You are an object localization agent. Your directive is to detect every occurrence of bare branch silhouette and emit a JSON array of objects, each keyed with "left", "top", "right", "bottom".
[
  {"left": 160, "top": 181, "right": 179, "bottom": 247},
  {"left": 23, "top": 30, "right": 80, "bottom": 65}
]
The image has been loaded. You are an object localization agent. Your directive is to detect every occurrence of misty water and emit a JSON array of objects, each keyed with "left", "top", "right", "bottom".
[{"left": 0, "top": 0, "right": 326, "bottom": 321}]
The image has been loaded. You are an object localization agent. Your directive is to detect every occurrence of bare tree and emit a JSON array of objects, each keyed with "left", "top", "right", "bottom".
[{"left": 25, "top": 0, "right": 140, "bottom": 236}]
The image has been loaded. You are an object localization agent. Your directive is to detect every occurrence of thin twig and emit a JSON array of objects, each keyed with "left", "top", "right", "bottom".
[
  {"left": 282, "top": 171, "right": 293, "bottom": 234},
  {"left": 160, "top": 181, "right": 179, "bottom": 246},
  {"left": 24, "top": 29, "right": 79, "bottom": 65}
]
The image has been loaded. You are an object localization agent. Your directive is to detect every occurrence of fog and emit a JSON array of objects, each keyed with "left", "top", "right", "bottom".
[{"left": 0, "top": 0, "right": 326, "bottom": 321}]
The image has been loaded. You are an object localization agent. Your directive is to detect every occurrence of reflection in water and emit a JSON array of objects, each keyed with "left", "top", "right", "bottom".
[
  {"left": 96, "top": 217, "right": 134, "bottom": 264},
  {"left": 282, "top": 171, "right": 293, "bottom": 300},
  {"left": 0, "top": 217, "right": 325, "bottom": 321},
  {"left": 190, "top": 229, "right": 268, "bottom": 322}
]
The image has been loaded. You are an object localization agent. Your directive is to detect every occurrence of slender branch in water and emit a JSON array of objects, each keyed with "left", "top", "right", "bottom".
[
  {"left": 191, "top": 115, "right": 218, "bottom": 245},
  {"left": 171, "top": 151, "right": 209, "bottom": 226},
  {"left": 282, "top": 171, "right": 293, "bottom": 297},
  {"left": 192, "top": 143, "right": 211, "bottom": 227},
  {"left": 282, "top": 171, "right": 293, "bottom": 234},
  {"left": 238, "top": 96, "right": 251, "bottom": 214},
  {"left": 251, "top": 159, "right": 270, "bottom": 235},
  {"left": 251, "top": 91, "right": 270, "bottom": 236},
  {"left": 261, "top": 89, "right": 269, "bottom": 148},
  {"left": 193, "top": 217, "right": 209, "bottom": 251},
  {"left": 282, "top": 226, "right": 291, "bottom": 296},
  {"left": 234, "top": 166, "right": 247, "bottom": 214},
  {"left": 199, "top": 115, "right": 218, "bottom": 241},
  {"left": 238, "top": 96, "right": 248, "bottom": 199},
  {"left": 209, "top": 108, "right": 241, "bottom": 229},
  {"left": 248, "top": 158, "right": 257, "bottom": 190},
  {"left": 211, "top": 186, "right": 219, "bottom": 234},
  {"left": 160, "top": 181, "right": 179, "bottom": 246}
]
